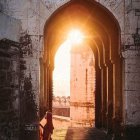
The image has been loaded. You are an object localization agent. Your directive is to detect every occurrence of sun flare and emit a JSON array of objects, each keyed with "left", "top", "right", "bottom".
[
  {"left": 53, "top": 29, "right": 84, "bottom": 97},
  {"left": 67, "top": 29, "right": 84, "bottom": 44}
]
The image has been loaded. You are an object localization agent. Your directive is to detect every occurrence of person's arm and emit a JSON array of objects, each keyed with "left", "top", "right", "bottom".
[{"left": 39, "top": 123, "right": 44, "bottom": 129}]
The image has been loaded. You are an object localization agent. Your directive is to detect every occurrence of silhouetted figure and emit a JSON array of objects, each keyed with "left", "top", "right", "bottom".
[
  {"left": 39, "top": 123, "right": 43, "bottom": 140},
  {"left": 42, "top": 112, "right": 54, "bottom": 140}
]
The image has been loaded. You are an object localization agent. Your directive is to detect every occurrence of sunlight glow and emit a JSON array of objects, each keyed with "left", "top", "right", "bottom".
[
  {"left": 53, "top": 41, "right": 71, "bottom": 97},
  {"left": 67, "top": 29, "right": 84, "bottom": 44},
  {"left": 53, "top": 29, "right": 84, "bottom": 97}
]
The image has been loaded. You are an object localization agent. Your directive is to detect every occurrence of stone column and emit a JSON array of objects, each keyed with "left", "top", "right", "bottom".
[
  {"left": 113, "top": 58, "right": 123, "bottom": 139},
  {"left": 95, "top": 64, "right": 102, "bottom": 128},
  {"left": 70, "top": 45, "right": 95, "bottom": 127},
  {"left": 48, "top": 64, "right": 54, "bottom": 112},
  {"left": 101, "top": 65, "right": 107, "bottom": 129},
  {"left": 107, "top": 61, "right": 114, "bottom": 134}
]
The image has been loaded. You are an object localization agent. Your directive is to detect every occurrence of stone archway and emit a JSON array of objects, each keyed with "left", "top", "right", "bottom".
[{"left": 41, "top": 0, "right": 122, "bottom": 135}]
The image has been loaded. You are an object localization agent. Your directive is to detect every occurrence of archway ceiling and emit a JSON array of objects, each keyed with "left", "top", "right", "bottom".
[{"left": 44, "top": 0, "right": 120, "bottom": 65}]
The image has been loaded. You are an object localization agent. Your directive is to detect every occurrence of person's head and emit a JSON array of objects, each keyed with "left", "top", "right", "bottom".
[{"left": 45, "top": 111, "right": 52, "bottom": 121}]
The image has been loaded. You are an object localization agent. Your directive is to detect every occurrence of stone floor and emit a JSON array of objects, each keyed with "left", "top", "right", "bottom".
[{"left": 52, "top": 127, "right": 109, "bottom": 140}]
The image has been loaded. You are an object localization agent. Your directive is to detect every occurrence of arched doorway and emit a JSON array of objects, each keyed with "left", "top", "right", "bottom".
[
  {"left": 52, "top": 40, "right": 96, "bottom": 128},
  {"left": 41, "top": 0, "right": 122, "bottom": 136}
]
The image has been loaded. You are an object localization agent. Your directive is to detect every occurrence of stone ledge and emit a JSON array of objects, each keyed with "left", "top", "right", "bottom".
[{"left": 70, "top": 102, "right": 94, "bottom": 107}]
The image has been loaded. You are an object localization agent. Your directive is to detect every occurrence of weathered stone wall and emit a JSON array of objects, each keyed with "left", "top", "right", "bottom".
[
  {"left": 98, "top": 1, "right": 140, "bottom": 136},
  {"left": 122, "top": 0, "right": 140, "bottom": 126},
  {"left": 19, "top": 32, "right": 39, "bottom": 140},
  {"left": 0, "top": 7, "right": 21, "bottom": 140},
  {"left": 0, "top": 13, "right": 21, "bottom": 41},
  {"left": 70, "top": 45, "right": 95, "bottom": 127},
  {"left": 0, "top": 39, "right": 20, "bottom": 140}
]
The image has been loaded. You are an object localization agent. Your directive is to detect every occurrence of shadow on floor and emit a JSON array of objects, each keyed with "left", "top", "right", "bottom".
[{"left": 65, "top": 127, "right": 109, "bottom": 140}]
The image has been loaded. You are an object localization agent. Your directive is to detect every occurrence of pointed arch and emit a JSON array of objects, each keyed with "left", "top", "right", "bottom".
[{"left": 41, "top": 0, "right": 122, "bottom": 134}]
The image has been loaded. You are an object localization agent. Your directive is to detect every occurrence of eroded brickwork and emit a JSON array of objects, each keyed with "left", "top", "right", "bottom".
[
  {"left": 0, "top": 39, "right": 20, "bottom": 140},
  {"left": 122, "top": 0, "right": 140, "bottom": 126},
  {"left": 70, "top": 45, "right": 95, "bottom": 127},
  {"left": 19, "top": 32, "right": 39, "bottom": 140}
]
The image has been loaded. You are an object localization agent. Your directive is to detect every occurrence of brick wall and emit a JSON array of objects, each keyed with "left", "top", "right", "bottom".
[
  {"left": 0, "top": 39, "right": 20, "bottom": 140},
  {"left": 70, "top": 45, "right": 95, "bottom": 127},
  {"left": 53, "top": 96, "right": 70, "bottom": 117}
]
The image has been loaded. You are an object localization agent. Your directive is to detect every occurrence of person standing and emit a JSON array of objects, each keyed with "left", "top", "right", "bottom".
[{"left": 42, "top": 111, "right": 54, "bottom": 140}]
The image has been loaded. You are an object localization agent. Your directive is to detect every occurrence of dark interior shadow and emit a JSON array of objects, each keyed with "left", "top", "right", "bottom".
[{"left": 65, "top": 127, "right": 109, "bottom": 140}]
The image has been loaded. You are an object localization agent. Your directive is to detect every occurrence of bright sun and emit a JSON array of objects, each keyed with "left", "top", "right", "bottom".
[
  {"left": 53, "top": 29, "right": 84, "bottom": 97},
  {"left": 67, "top": 29, "right": 84, "bottom": 44}
]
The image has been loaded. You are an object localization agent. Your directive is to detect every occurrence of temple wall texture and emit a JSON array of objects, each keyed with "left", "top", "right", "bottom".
[
  {"left": 0, "top": 40, "right": 20, "bottom": 140},
  {"left": 70, "top": 45, "right": 95, "bottom": 127},
  {"left": 0, "top": 13, "right": 21, "bottom": 41}
]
